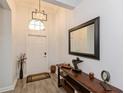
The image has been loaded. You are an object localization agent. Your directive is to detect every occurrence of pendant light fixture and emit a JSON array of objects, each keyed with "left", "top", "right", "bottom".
[
  {"left": 29, "top": 0, "right": 47, "bottom": 31},
  {"left": 32, "top": 0, "right": 47, "bottom": 21}
]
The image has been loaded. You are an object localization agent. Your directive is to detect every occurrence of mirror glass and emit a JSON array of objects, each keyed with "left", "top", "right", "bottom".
[
  {"left": 69, "top": 17, "right": 100, "bottom": 60},
  {"left": 70, "top": 24, "right": 94, "bottom": 54}
]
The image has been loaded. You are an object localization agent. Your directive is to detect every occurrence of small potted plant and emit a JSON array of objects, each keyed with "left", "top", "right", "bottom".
[{"left": 17, "top": 53, "right": 27, "bottom": 79}]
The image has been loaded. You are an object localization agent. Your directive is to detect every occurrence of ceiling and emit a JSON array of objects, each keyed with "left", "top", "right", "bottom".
[
  {"left": 15, "top": 0, "right": 82, "bottom": 10},
  {"left": 42, "top": 0, "right": 82, "bottom": 9}
]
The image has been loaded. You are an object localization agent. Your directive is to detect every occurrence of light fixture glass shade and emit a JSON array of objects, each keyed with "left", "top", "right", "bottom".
[
  {"left": 32, "top": 11, "right": 47, "bottom": 21},
  {"left": 29, "top": 19, "right": 45, "bottom": 31}
]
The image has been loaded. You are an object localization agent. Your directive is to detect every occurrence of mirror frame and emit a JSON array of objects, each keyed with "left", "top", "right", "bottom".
[{"left": 69, "top": 17, "right": 100, "bottom": 60}]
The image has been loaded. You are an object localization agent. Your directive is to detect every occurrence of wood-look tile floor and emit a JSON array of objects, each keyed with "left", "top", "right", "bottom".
[{"left": 3, "top": 74, "right": 66, "bottom": 93}]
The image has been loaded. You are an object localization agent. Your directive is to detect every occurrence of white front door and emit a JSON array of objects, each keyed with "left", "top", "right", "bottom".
[{"left": 27, "top": 34, "right": 48, "bottom": 75}]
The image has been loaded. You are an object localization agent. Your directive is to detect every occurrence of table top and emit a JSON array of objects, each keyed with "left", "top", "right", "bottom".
[{"left": 57, "top": 64, "right": 122, "bottom": 93}]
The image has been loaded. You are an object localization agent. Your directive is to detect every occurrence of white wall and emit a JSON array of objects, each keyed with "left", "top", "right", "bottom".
[
  {"left": 54, "top": 8, "right": 71, "bottom": 64},
  {"left": 0, "top": 7, "right": 13, "bottom": 90},
  {"left": 0, "top": 0, "right": 17, "bottom": 92},
  {"left": 58, "top": 0, "right": 123, "bottom": 90},
  {"left": 7, "top": 0, "right": 17, "bottom": 86}
]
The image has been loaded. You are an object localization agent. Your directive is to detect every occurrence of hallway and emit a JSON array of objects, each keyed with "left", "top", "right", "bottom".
[
  {"left": 3, "top": 75, "right": 66, "bottom": 93},
  {"left": 0, "top": 0, "right": 123, "bottom": 92}
]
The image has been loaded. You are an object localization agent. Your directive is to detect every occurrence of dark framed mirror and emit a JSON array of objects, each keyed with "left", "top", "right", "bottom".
[{"left": 69, "top": 17, "right": 100, "bottom": 60}]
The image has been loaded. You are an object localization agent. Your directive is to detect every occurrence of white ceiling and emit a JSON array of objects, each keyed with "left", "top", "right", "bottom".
[
  {"left": 15, "top": 0, "right": 82, "bottom": 10},
  {"left": 42, "top": 0, "right": 82, "bottom": 9}
]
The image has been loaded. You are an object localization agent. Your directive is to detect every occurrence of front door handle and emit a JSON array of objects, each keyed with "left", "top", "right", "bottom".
[
  {"left": 44, "top": 52, "right": 47, "bottom": 55},
  {"left": 44, "top": 52, "right": 47, "bottom": 57}
]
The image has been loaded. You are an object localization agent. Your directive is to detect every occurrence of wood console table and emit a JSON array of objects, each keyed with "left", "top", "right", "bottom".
[{"left": 57, "top": 64, "right": 122, "bottom": 93}]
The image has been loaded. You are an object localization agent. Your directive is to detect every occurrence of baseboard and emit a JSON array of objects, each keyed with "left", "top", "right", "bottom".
[
  {"left": 0, "top": 79, "right": 17, "bottom": 93},
  {"left": 13, "top": 79, "right": 17, "bottom": 90}
]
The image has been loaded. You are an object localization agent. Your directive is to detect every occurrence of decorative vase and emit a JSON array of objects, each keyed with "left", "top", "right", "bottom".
[
  {"left": 89, "top": 72, "right": 94, "bottom": 80},
  {"left": 50, "top": 65, "right": 56, "bottom": 73},
  {"left": 20, "top": 62, "right": 23, "bottom": 79},
  {"left": 18, "top": 53, "right": 27, "bottom": 79}
]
